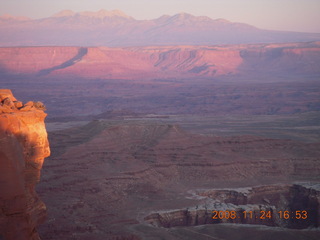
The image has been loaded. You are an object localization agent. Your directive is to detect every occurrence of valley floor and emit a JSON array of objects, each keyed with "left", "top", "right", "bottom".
[{"left": 37, "top": 113, "right": 320, "bottom": 240}]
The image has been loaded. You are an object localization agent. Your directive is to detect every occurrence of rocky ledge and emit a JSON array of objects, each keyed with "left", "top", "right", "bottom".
[
  {"left": 145, "top": 184, "right": 320, "bottom": 229},
  {"left": 0, "top": 89, "right": 50, "bottom": 240}
]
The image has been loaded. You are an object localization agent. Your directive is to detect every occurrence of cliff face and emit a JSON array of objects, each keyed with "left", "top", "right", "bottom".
[
  {"left": 145, "top": 184, "right": 320, "bottom": 229},
  {"left": 0, "top": 89, "right": 50, "bottom": 240},
  {"left": 0, "top": 42, "right": 319, "bottom": 79}
]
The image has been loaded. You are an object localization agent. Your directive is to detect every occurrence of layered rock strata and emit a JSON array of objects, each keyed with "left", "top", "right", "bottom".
[
  {"left": 0, "top": 42, "right": 319, "bottom": 79},
  {"left": 0, "top": 89, "right": 50, "bottom": 240},
  {"left": 144, "top": 184, "right": 320, "bottom": 229}
]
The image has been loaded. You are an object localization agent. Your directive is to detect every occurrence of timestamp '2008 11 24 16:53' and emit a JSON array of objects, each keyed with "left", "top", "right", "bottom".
[{"left": 212, "top": 210, "right": 308, "bottom": 220}]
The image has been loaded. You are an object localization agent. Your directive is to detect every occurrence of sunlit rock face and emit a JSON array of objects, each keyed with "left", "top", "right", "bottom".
[
  {"left": 0, "top": 42, "right": 319, "bottom": 80},
  {"left": 0, "top": 89, "right": 50, "bottom": 240}
]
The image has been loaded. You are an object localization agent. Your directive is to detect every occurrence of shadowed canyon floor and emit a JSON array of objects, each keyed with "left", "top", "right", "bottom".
[
  {"left": 2, "top": 77, "right": 320, "bottom": 122},
  {"left": 36, "top": 114, "right": 320, "bottom": 239}
]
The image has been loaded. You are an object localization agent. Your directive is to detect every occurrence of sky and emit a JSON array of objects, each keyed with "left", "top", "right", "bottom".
[{"left": 1, "top": 0, "right": 320, "bottom": 33}]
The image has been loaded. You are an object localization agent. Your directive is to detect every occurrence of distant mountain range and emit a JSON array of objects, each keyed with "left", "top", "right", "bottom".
[{"left": 0, "top": 9, "right": 320, "bottom": 47}]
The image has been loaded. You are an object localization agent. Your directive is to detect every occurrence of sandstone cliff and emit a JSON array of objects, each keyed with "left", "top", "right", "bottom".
[{"left": 0, "top": 89, "right": 50, "bottom": 240}]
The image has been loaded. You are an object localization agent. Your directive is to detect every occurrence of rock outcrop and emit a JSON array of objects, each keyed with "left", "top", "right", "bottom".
[
  {"left": 0, "top": 89, "right": 50, "bottom": 240},
  {"left": 144, "top": 184, "right": 320, "bottom": 229}
]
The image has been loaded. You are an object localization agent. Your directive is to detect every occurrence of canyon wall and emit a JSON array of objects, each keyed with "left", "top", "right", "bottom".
[
  {"left": 1, "top": 42, "right": 319, "bottom": 80},
  {"left": 145, "top": 184, "right": 320, "bottom": 229},
  {"left": 0, "top": 89, "right": 50, "bottom": 240}
]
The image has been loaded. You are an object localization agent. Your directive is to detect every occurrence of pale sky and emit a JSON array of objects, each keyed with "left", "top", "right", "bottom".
[{"left": 1, "top": 0, "right": 320, "bottom": 33}]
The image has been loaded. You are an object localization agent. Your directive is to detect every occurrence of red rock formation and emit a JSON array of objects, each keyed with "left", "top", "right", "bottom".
[
  {"left": 0, "top": 89, "right": 50, "bottom": 240},
  {"left": 0, "top": 42, "right": 319, "bottom": 79},
  {"left": 0, "top": 47, "right": 80, "bottom": 74}
]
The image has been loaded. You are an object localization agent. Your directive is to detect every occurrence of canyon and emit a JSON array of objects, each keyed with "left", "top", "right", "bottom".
[
  {"left": 0, "top": 23, "right": 319, "bottom": 238},
  {"left": 35, "top": 118, "right": 320, "bottom": 239},
  {"left": 1, "top": 42, "right": 320, "bottom": 121},
  {"left": 0, "top": 90, "right": 50, "bottom": 240}
]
